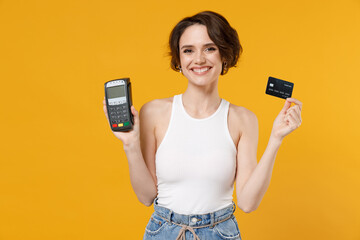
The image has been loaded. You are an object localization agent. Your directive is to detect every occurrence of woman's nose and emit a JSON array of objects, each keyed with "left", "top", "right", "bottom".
[{"left": 194, "top": 51, "right": 206, "bottom": 64}]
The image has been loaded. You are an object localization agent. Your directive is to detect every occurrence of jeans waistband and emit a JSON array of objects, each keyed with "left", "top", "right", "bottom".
[{"left": 153, "top": 198, "right": 236, "bottom": 228}]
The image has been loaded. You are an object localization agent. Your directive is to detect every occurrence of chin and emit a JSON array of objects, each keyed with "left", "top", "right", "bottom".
[
  {"left": 185, "top": 72, "right": 220, "bottom": 86},
  {"left": 187, "top": 76, "right": 219, "bottom": 87}
]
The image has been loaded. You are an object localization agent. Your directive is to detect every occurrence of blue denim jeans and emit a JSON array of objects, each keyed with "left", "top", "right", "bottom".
[{"left": 143, "top": 198, "right": 241, "bottom": 240}]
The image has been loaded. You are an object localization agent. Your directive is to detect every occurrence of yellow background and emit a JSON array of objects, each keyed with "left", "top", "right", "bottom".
[{"left": 1, "top": 0, "right": 359, "bottom": 239}]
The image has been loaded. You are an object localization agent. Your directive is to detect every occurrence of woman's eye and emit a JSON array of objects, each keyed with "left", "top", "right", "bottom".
[
  {"left": 205, "top": 47, "right": 216, "bottom": 52},
  {"left": 183, "top": 49, "right": 192, "bottom": 53}
]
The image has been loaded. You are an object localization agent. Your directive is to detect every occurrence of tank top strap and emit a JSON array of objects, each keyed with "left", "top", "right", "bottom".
[
  {"left": 219, "top": 98, "right": 230, "bottom": 117},
  {"left": 173, "top": 94, "right": 182, "bottom": 110}
]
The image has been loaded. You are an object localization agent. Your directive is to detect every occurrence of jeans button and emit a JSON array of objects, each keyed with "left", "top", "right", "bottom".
[{"left": 191, "top": 217, "right": 197, "bottom": 223}]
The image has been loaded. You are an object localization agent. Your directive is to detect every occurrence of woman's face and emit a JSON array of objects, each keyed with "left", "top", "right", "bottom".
[{"left": 179, "top": 24, "right": 223, "bottom": 87}]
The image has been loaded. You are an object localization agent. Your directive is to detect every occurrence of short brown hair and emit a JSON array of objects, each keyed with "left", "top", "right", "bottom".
[{"left": 169, "top": 11, "right": 242, "bottom": 75}]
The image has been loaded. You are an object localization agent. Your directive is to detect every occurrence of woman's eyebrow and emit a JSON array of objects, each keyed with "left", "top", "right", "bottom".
[{"left": 180, "top": 43, "right": 216, "bottom": 50}]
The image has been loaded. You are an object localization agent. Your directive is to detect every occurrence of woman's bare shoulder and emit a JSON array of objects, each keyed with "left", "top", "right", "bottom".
[
  {"left": 228, "top": 103, "right": 258, "bottom": 128},
  {"left": 140, "top": 97, "right": 173, "bottom": 121}
]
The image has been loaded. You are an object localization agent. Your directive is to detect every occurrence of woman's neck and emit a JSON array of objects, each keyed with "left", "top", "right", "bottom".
[{"left": 182, "top": 82, "right": 221, "bottom": 118}]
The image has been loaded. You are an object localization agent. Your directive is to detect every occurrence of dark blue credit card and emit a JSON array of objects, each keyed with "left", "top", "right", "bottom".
[{"left": 265, "top": 76, "right": 294, "bottom": 99}]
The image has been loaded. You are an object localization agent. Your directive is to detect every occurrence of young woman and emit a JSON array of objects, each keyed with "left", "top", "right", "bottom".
[{"left": 103, "top": 11, "right": 302, "bottom": 240}]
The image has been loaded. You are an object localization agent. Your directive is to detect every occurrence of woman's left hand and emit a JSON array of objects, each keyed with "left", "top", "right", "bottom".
[{"left": 271, "top": 98, "right": 303, "bottom": 141}]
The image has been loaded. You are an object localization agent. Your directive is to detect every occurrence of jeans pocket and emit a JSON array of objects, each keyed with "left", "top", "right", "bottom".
[
  {"left": 213, "top": 216, "right": 241, "bottom": 240},
  {"left": 145, "top": 213, "right": 167, "bottom": 236}
]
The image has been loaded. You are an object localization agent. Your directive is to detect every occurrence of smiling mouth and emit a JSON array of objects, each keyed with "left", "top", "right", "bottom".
[{"left": 191, "top": 67, "right": 212, "bottom": 73}]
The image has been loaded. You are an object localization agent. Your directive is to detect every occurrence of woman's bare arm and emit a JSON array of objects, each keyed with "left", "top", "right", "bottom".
[
  {"left": 234, "top": 98, "right": 303, "bottom": 213},
  {"left": 103, "top": 99, "right": 157, "bottom": 206}
]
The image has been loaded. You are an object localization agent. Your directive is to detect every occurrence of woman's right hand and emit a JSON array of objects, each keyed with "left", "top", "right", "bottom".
[{"left": 103, "top": 97, "right": 140, "bottom": 147}]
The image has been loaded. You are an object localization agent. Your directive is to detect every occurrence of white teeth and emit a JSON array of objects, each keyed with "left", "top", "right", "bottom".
[{"left": 192, "top": 67, "right": 209, "bottom": 73}]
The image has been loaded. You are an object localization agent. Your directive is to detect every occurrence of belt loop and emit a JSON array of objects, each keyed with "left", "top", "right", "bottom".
[
  {"left": 232, "top": 201, "right": 236, "bottom": 213},
  {"left": 167, "top": 210, "right": 173, "bottom": 225},
  {"left": 209, "top": 212, "right": 215, "bottom": 229}
]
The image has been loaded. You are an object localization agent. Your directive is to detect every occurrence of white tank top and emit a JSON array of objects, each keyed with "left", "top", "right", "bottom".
[{"left": 155, "top": 94, "right": 237, "bottom": 214}]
